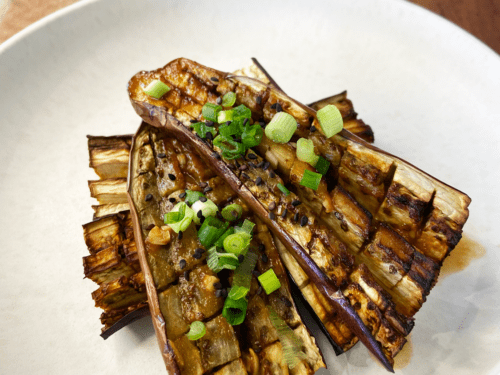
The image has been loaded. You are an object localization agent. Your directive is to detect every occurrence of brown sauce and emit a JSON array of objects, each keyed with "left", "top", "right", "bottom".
[{"left": 440, "top": 235, "right": 486, "bottom": 278}]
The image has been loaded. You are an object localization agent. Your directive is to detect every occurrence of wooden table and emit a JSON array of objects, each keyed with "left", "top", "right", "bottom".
[{"left": 1, "top": 0, "right": 499, "bottom": 54}]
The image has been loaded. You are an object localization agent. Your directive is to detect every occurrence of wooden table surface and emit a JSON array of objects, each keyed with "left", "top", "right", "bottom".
[{"left": 1, "top": 0, "right": 499, "bottom": 55}]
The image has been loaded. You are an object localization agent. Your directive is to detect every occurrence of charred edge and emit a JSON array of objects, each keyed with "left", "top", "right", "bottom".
[{"left": 100, "top": 304, "right": 150, "bottom": 340}]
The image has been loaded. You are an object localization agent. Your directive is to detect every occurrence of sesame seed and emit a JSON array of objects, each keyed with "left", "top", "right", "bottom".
[
  {"left": 256, "top": 161, "right": 264, "bottom": 168},
  {"left": 203, "top": 186, "right": 213, "bottom": 193},
  {"left": 294, "top": 212, "right": 300, "bottom": 222},
  {"left": 178, "top": 231, "right": 183, "bottom": 240},
  {"left": 258, "top": 244, "right": 265, "bottom": 252},
  {"left": 300, "top": 215, "right": 308, "bottom": 227},
  {"left": 179, "top": 259, "right": 186, "bottom": 269},
  {"left": 252, "top": 270, "right": 261, "bottom": 277},
  {"left": 262, "top": 254, "right": 268, "bottom": 263},
  {"left": 238, "top": 254, "right": 245, "bottom": 263},
  {"left": 179, "top": 192, "right": 187, "bottom": 199},
  {"left": 210, "top": 77, "right": 219, "bottom": 82},
  {"left": 241, "top": 173, "right": 250, "bottom": 180},
  {"left": 216, "top": 97, "right": 222, "bottom": 105},
  {"left": 206, "top": 132, "right": 213, "bottom": 141},
  {"left": 213, "top": 282, "right": 222, "bottom": 289},
  {"left": 255, "top": 177, "right": 263, "bottom": 186},
  {"left": 168, "top": 174, "right": 176, "bottom": 181},
  {"left": 169, "top": 197, "right": 176, "bottom": 203},
  {"left": 263, "top": 162, "right": 270, "bottom": 170},
  {"left": 270, "top": 103, "right": 277, "bottom": 109},
  {"left": 145, "top": 193, "right": 153, "bottom": 202},
  {"left": 276, "top": 103, "right": 283, "bottom": 112},
  {"left": 269, "top": 202, "right": 276, "bottom": 211},
  {"left": 206, "top": 121, "right": 214, "bottom": 127},
  {"left": 292, "top": 200, "right": 302, "bottom": 207},
  {"left": 196, "top": 248, "right": 205, "bottom": 254},
  {"left": 190, "top": 119, "right": 198, "bottom": 123},
  {"left": 310, "top": 125, "right": 317, "bottom": 133},
  {"left": 269, "top": 212, "right": 276, "bottom": 220},
  {"left": 281, "top": 208, "right": 288, "bottom": 218},
  {"left": 158, "top": 152, "right": 166, "bottom": 158},
  {"left": 221, "top": 288, "right": 228, "bottom": 298},
  {"left": 269, "top": 171, "right": 276, "bottom": 178},
  {"left": 193, "top": 251, "right": 202, "bottom": 259},
  {"left": 259, "top": 121, "right": 266, "bottom": 128},
  {"left": 184, "top": 271, "right": 189, "bottom": 281},
  {"left": 256, "top": 96, "right": 262, "bottom": 105},
  {"left": 235, "top": 160, "right": 241, "bottom": 168},
  {"left": 239, "top": 164, "right": 248, "bottom": 171},
  {"left": 248, "top": 153, "right": 257, "bottom": 159},
  {"left": 197, "top": 210, "right": 204, "bottom": 219},
  {"left": 200, "top": 196, "right": 207, "bottom": 203},
  {"left": 243, "top": 118, "right": 249, "bottom": 126}
]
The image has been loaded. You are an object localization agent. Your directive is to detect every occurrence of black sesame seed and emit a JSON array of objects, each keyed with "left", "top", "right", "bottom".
[
  {"left": 196, "top": 248, "right": 205, "bottom": 254},
  {"left": 169, "top": 197, "right": 176, "bottom": 203},
  {"left": 145, "top": 193, "right": 153, "bottom": 202},
  {"left": 270, "top": 103, "right": 277, "bottom": 110},
  {"left": 262, "top": 254, "right": 269, "bottom": 263},
  {"left": 248, "top": 162, "right": 256, "bottom": 169},
  {"left": 158, "top": 152, "right": 166, "bottom": 158},
  {"left": 269, "top": 202, "right": 276, "bottom": 211},
  {"left": 206, "top": 132, "right": 214, "bottom": 141},
  {"left": 221, "top": 288, "right": 228, "bottom": 298},
  {"left": 179, "top": 259, "right": 186, "bottom": 269},
  {"left": 214, "top": 282, "right": 222, "bottom": 289},
  {"left": 281, "top": 208, "right": 288, "bottom": 218},
  {"left": 203, "top": 186, "right": 213, "bottom": 193},
  {"left": 235, "top": 160, "right": 241, "bottom": 168},
  {"left": 269, "top": 212, "right": 276, "bottom": 220},
  {"left": 184, "top": 271, "right": 190, "bottom": 281},
  {"left": 206, "top": 120, "right": 214, "bottom": 127},
  {"left": 255, "top": 177, "right": 263, "bottom": 186},
  {"left": 146, "top": 223, "right": 155, "bottom": 230},
  {"left": 243, "top": 118, "right": 250, "bottom": 126},
  {"left": 300, "top": 215, "right": 308, "bottom": 227},
  {"left": 215, "top": 289, "right": 223, "bottom": 298},
  {"left": 256, "top": 161, "right": 264, "bottom": 168},
  {"left": 216, "top": 97, "right": 222, "bottom": 105},
  {"left": 258, "top": 244, "right": 265, "bottom": 252},
  {"left": 259, "top": 121, "right": 266, "bottom": 128},
  {"left": 275, "top": 103, "right": 283, "bottom": 112},
  {"left": 179, "top": 192, "right": 187, "bottom": 199},
  {"left": 292, "top": 200, "right": 302, "bottom": 207},
  {"left": 197, "top": 210, "right": 204, "bottom": 219},
  {"left": 256, "top": 96, "right": 262, "bottom": 105},
  {"left": 168, "top": 174, "right": 176, "bottom": 181},
  {"left": 190, "top": 119, "right": 198, "bottom": 123},
  {"left": 239, "top": 164, "right": 248, "bottom": 171},
  {"left": 241, "top": 173, "right": 250, "bottom": 180},
  {"left": 200, "top": 196, "right": 207, "bottom": 202},
  {"left": 294, "top": 212, "right": 300, "bottom": 222},
  {"left": 248, "top": 153, "right": 257, "bottom": 160},
  {"left": 210, "top": 77, "right": 219, "bottom": 82},
  {"left": 310, "top": 125, "right": 317, "bottom": 133},
  {"left": 193, "top": 251, "right": 202, "bottom": 259},
  {"left": 269, "top": 171, "right": 276, "bottom": 178},
  {"left": 178, "top": 231, "right": 183, "bottom": 240},
  {"left": 238, "top": 254, "right": 245, "bottom": 263},
  {"left": 263, "top": 162, "right": 270, "bottom": 170},
  {"left": 213, "top": 152, "right": 221, "bottom": 160},
  {"left": 252, "top": 270, "right": 261, "bottom": 277}
]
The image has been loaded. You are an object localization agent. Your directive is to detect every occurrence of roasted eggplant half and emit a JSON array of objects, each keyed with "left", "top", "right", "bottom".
[
  {"left": 126, "top": 58, "right": 470, "bottom": 370},
  {"left": 127, "top": 123, "right": 325, "bottom": 374}
]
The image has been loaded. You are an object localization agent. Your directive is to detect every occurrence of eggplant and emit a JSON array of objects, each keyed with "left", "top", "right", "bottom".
[
  {"left": 126, "top": 58, "right": 470, "bottom": 371},
  {"left": 125, "top": 123, "right": 325, "bottom": 374}
]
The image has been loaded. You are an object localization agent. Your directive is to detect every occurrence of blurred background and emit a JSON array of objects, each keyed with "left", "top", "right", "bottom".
[{"left": 1, "top": 0, "right": 499, "bottom": 54}]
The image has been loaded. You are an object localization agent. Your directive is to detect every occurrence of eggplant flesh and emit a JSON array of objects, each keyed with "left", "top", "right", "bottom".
[
  {"left": 127, "top": 58, "right": 470, "bottom": 366},
  {"left": 127, "top": 123, "right": 325, "bottom": 374}
]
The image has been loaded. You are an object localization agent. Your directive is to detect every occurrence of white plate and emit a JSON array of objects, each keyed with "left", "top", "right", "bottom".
[{"left": 1, "top": 0, "right": 499, "bottom": 374}]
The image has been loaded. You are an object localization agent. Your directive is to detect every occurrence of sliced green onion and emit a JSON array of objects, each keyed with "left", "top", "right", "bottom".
[
  {"left": 316, "top": 105, "right": 343, "bottom": 138},
  {"left": 235, "top": 219, "right": 255, "bottom": 235},
  {"left": 184, "top": 190, "right": 205, "bottom": 205},
  {"left": 165, "top": 202, "right": 194, "bottom": 233},
  {"left": 186, "top": 321, "right": 206, "bottom": 340},
  {"left": 222, "top": 92, "right": 236, "bottom": 107},
  {"left": 296, "top": 138, "right": 319, "bottom": 166},
  {"left": 299, "top": 169, "right": 322, "bottom": 191},
  {"left": 228, "top": 251, "right": 258, "bottom": 300},
  {"left": 258, "top": 269, "right": 281, "bottom": 295},
  {"left": 191, "top": 122, "right": 216, "bottom": 139},
  {"left": 215, "top": 227, "right": 235, "bottom": 248},
  {"left": 198, "top": 217, "right": 228, "bottom": 248},
  {"left": 268, "top": 306, "right": 307, "bottom": 368},
  {"left": 207, "top": 247, "right": 240, "bottom": 273},
  {"left": 222, "top": 296, "right": 248, "bottom": 325},
  {"left": 241, "top": 124, "right": 263, "bottom": 148},
  {"left": 192, "top": 199, "right": 219, "bottom": 225},
  {"left": 219, "top": 122, "right": 241, "bottom": 138},
  {"left": 277, "top": 183, "right": 290, "bottom": 196},
  {"left": 202, "top": 103, "right": 222, "bottom": 123},
  {"left": 142, "top": 80, "right": 170, "bottom": 99},
  {"left": 221, "top": 204, "right": 243, "bottom": 221},
  {"left": 265, "top": 112, "right": 297, "bottom": 143},
  {"left": 218, "top": 109, "right": 234, "bottom": 124},
  {"left": 213, "top": 135, "right": 245, "bottom": 160},
  {"left": 314, "top": 156, "right": 330, "bottom": 175},
  {"left": 223, "top": 232, "right": 251, "bottom": 255},
  {"left": 232, "top": 104, "right": 252, "bottom": 122}
]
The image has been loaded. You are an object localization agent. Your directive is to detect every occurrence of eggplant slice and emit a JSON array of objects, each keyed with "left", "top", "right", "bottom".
[
  {"left": 127, "top": 123, "right": 326, "bottom": 374},
  {"left": 127, "top": 58, "right": 470, "bottom": 370}
]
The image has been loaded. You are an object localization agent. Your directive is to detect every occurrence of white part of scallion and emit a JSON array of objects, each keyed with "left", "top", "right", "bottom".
[
  {"left": 265, "top": 112, "right": 297, "bottom": 144},
  {"left": 316, "top": 105, "right": 343, "bottom": 138},
  {"left": 296, "top": 138, "right": 319, "bottom": 166},
  {"left": 167, "top": 202, "right": 194, "bottom": 233},
  {"left": 191, "top": 199, "right": 219, "bottom": 224},
  {"left": 142, "top": 80, "right": 170, "bottom": 99}
]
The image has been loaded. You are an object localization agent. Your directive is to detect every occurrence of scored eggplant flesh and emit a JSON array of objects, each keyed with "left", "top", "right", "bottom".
[
  {"left": 127, "top": 58, "right": 470, "bottom": 369},
  {"left": 127, "top": 123, "right": 325, "bottom": 374}
]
